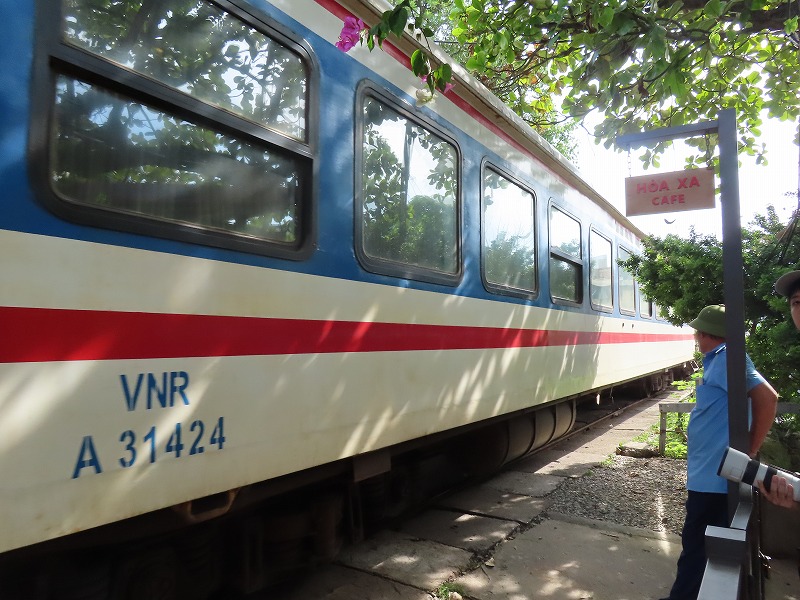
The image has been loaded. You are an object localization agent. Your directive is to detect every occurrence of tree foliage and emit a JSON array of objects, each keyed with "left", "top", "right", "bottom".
[
  {"left": 375, "top": 0, "right": 800, "bottom": 164},
  {"left": 621, "top": 206, "right": 800, "bottom": 403}
]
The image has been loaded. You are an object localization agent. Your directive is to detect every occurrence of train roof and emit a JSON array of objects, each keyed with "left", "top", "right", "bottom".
[{"left": 338, "top": 0, "right": 647, "bottom": 241}]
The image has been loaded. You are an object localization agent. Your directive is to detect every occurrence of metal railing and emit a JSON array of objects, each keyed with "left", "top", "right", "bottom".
[{"left": 697, "top": 485, "right": 763, "bottom": 599}]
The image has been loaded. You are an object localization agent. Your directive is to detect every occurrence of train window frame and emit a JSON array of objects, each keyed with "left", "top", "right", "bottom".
[
  {"left": 618, "top": 246, "right": 637, "bottom": 316},
  {"left": 656, "top": 304, "right": 670, "bottom": 321},
  {"left": 480, "top": 161, "right": 538, "bottom": 299},
  {"left": 640, "top": 290, "right": 654, "bottom": 319},
  {"left": 29, "top": 0, "right": 318, "bottom": 260},
  {"left": 354, "top": 82, "right": 462, "bottom": 286},
  {"left": 548, "top": 203, "right": 583, "bottom": 305},
  {"left": 589, "top": 228, "right": 614, "bottom": 313}
]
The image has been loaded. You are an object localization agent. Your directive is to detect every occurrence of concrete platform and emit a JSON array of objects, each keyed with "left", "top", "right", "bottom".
[
  {"left": 456, "top": 516, "right": 681, "bottom": 600},
  {"left": 265, "top": 392, "right": 799, "bottom": 600}
]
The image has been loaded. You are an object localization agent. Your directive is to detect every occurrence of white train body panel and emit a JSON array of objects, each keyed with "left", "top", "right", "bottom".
[{"left": 0, "top": 0, "right": 694, "bottom": 558}]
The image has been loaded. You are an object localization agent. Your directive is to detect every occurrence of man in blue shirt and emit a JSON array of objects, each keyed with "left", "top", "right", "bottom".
[{"left": 662, "top": 304, "right": 778, "bottom": 600}]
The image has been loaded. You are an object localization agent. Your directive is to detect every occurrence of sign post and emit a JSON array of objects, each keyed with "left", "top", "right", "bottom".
[{"left": 617, "top": 108, "right": 748, "bottom": 507}]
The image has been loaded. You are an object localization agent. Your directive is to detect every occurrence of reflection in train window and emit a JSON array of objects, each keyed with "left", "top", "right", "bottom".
[
  {"left": 52, "top": 78, "right": 303, "bottom": 243},
  {"left": 47, "top": 0, "right": 312, "bottom": 256},
  {"left": 549, "top": 206, "right": 582, "bottom": 303},
  {"left": 641, "top": 293, "right": 654, "bottom": 318},
  {"left": 359, "top": 94, "right": 459, "bottom": 280},
  {"left": 589, "top": 230, "right": 613, "bottom": 311},
  {"left": 618, "top": 247, "right": 636, "bottom": 315},
  {"left": 482, "top": 168, "right": 536, "bottom": 294},
  {"left": 62, "top": 0, "right": 307, "bottom": 141}
]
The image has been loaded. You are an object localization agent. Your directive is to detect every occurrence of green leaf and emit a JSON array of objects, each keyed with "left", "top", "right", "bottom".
[
  {"left": 704, "top": 0, "right": 723, "bottom": 18},
  {"left": 410, "top": 49, "right": 430, "bottom": 76},
  {"left": 388, "top": 6, "right": 410, "bottom": 37},
  {"left": 465, "top": 53, "right": 485, "bottom": 71},
  {"left": 598, "top": 7, "right": 615, "bottom": 28}
]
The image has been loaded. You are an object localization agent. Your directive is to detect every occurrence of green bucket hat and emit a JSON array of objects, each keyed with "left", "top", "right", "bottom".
[{"left": 688, "top": 304, "right": 726, "bottom": 338}]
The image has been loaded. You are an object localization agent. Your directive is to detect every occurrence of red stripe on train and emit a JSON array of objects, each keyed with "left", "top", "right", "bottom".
[{"left": 0, "top": 307, "right": 692, "bottom": 363}]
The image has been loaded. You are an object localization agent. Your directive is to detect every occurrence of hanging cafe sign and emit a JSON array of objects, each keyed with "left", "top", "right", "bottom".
[{"left": 624, "top": 168, "right": 715, "bottom": 217}]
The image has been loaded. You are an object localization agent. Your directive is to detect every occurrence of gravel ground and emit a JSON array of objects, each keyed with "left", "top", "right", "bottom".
[{"left": 546, "top": 454, "right": 688, "bottom": 535}]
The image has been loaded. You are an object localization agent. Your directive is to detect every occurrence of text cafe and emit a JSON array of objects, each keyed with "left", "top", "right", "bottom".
[{"left": 624, "top": 168, "right": 715, "bottom": 217}]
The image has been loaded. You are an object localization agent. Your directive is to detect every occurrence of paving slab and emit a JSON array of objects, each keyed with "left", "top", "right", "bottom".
[
  {"left": 481, "top": 471, "right": 564, "bottom": 497},
  {"left": 573, "top": 427, "right": 639, "bottom": 451},
  {"left": 274, "top": 564, "right": 432, "bottom": 600},
  {"left": 455, "top": 516, "right": 681, "bottom": 600},
  {"left": 510, "top": 449, "right": 610, "bottom": 477},
  {"left": 336, "top": 529, "right": 473, "bottom": 591},
  {"left": 545, "top": 430, "right": 615, "bottom": 455},
  {"left": 436, "top": 486, "right": 549, "bottom": 523},
  {"left": 262, "top": 392, "right": 788, "bottom": 600},
  {"left": 399, "top": 509, "right": 519, "bottom": 553},
  {"left": 614, "top": 411, "right": 663, "bottom": 432}
]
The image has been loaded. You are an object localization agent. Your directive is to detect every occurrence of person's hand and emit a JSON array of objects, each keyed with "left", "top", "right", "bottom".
[{"left": 757, "top": 476, "right": 797, "bottom": 509}]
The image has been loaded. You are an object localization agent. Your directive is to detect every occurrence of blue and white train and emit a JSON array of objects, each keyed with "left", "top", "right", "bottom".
[{"left": 0, "top": 0, "right": 694, "bottom": 596}]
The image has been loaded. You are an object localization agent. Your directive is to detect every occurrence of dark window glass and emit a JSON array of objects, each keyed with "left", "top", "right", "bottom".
[
  {"left": 549, "top": 206, "right": 582, "bottom": 303},
  {"left": 62, "top": 0, "right": 307, "bottom": 141},
  {"left": 589, "top": 230, "right": 613, "bottom": 310},
  {"left": 618, "top": 247, "right": 636, "bottom": 314},
  {"left": 51, "top": 77, "right": 301, "bottom": 243},
  {"left": 641, "top": 293, "right": 653, "bottom": 318},
  {"left": 47, "top": 0, "right": 312, "bottom": 254},
  {"left": 360, "top": 96, "right": 458, "bottom": 274},
  {"left": 483, "top": 169, "right": 536, "bottom": 292}
]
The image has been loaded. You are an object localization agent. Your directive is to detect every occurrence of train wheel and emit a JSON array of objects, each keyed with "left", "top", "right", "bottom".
[
  {"left": 311, "top": 493, "right": 345, "bottom": 561},
  {"left": 49, "top": 557, "right": 112, "bottom": 600},
  {"left": 448, "top": 423, "right": 508, "bottom": 478},
  {"left": 119, "top": 548, "right": 177, "bottom": 600},
  {"left": 176, "top": 527, "right": 220, "bottom": 600},
  {"left": 530, "top": 406, "right": 556, "bottom": 451}
]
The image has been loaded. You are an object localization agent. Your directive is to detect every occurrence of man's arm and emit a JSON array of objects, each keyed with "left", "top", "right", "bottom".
[{"left": 748, "top": 381, "right": 779, "bottom": 457}]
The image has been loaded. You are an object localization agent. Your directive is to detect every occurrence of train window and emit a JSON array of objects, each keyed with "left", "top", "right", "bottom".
[
  {"left": 641, "top": 293, "right": 654, "bottom": 318},
  {"left": 62, "top": 0, "right": 307, "bottom": 141},
  {"left": 618, "top": 247, "right": 636, "bottom": 315},
  {"left": 357, "top": 92, "right": 459, "bottom": 282},
  {"left": 589, "top": 230, "right": 613, "bottom": 311},
  {"left": 52, "top": 78, "right": 303, "bottom": 243},
  {"left": 549, "top": 206, "right": 582, "bottom": 303},
  {"left": 41, "top": 0, "right": 314, "bottom": 258},
  {"left": 482, "top": 167, "right": 537, "bottom": 295}
]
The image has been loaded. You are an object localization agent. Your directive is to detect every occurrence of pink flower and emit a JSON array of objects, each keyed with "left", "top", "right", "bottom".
[{"left": 336, "top": 16, "right": 366, "bottom": 52}]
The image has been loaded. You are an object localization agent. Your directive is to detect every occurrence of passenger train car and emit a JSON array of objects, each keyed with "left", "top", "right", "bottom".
[{"left": 0, "top": 0, "right": 695, "bottom": 596}]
